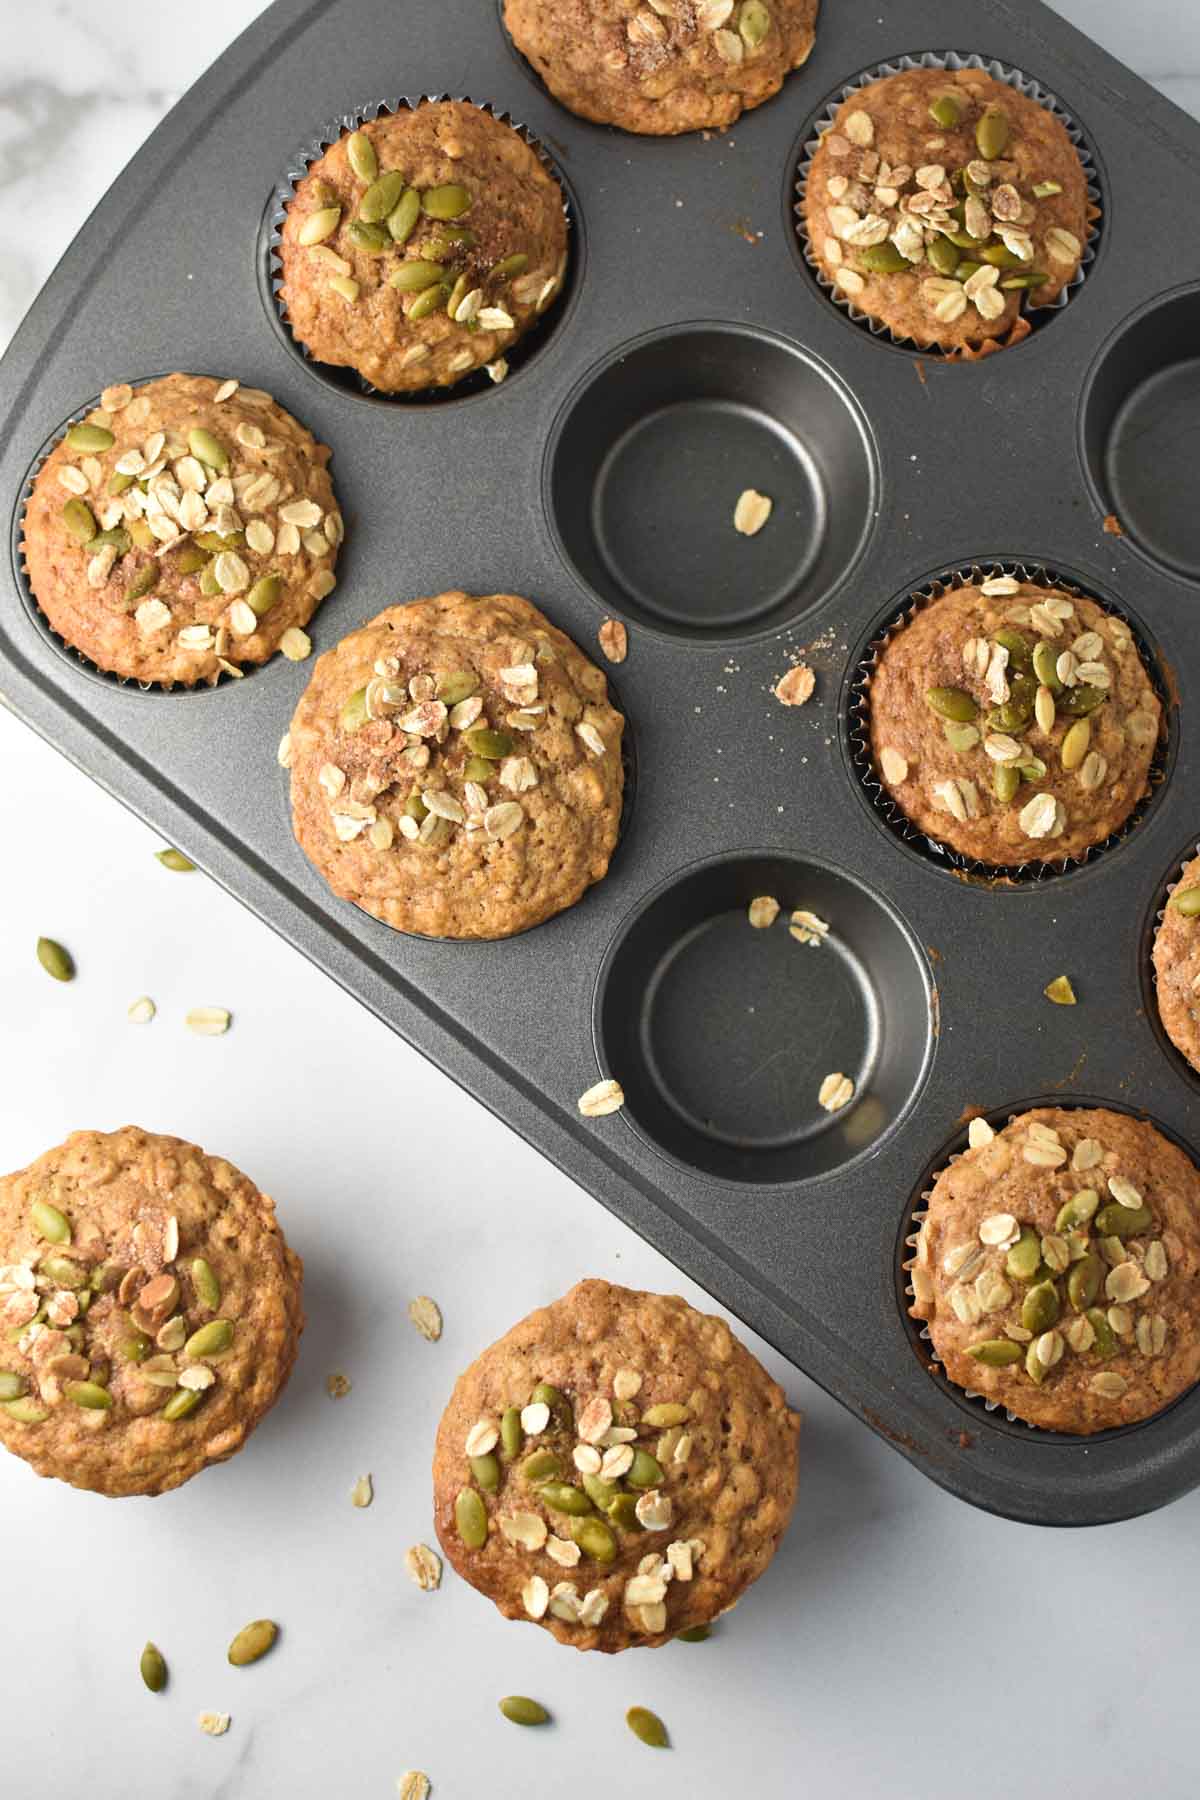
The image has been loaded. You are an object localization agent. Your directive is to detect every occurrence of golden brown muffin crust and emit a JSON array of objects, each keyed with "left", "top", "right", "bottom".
[
  {"left": 433, "top": 1280, "right": 800, "bottom": 1650},
  {"left": 287, "top": 591, "right": 624, "bottom": 940},
  {"left": 22, "top": 374, "right": 340, "bottom": 686},
  {"left": 803, "top": 67, "right": 1089, "bottom": 350},
  {"left": 277, "top": 103, "right": 567, "bottom": 393},
  {"left": 867, "top": 579, "right": 1160, "bottom": 866},
  {"left": 911, "top": 1108, "right": 1200, "bottom": 1433},
  {"left": 504, "top": 0, "right": 818, "bottom": 135},
  {"left": 0, "top": 1127, "right": 303, "bottom": 1496},
  {"left": 1153, "top": 853, "right": 1200, "bottom": 1073}
]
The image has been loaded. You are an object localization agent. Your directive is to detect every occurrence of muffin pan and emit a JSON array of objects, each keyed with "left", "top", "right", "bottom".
[{"left": 4, "top": 0, "right": 1200, "bottom": 1524}]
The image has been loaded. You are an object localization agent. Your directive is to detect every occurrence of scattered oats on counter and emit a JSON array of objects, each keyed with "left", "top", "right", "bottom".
[
  {"left": 408, "top": 1296, "right": 443, "bottom": 1342},
  {"left": 405, "top": 1543, "right": 443, "bottom": 1591},
  {"left": 185, "top": 1006, "right": 231, "bottom": 1037},
  {"left": 598, "top": 618, "right": 628, "bottom": 664},
  {"left": 127, "top": 995, "right": 156, "bottom": 1025},
  {"left": 397, "top": 1774, "right": 431, "bottom": 1800},
  {"left": 578, "top": 1078, "right": 625, "bottom": 1117},
  {"left": 774, "top": 663, "right": 815, "bottom": 706},
  {"left": 326, "top": 1372, "right": 352, "bottom": 1400},
  {"left": 351, "top": 1474, "right": 373, "bottom": 1509},
  {"left": 198, "top": 1713, "right": 231, "bottom": 1738}
]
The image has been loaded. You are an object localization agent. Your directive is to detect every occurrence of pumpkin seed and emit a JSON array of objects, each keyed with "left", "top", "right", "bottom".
[
  {"left": 500, "top": 1407, "right": 523, "bottom": 1459},
  {"left": 1056, "top": 1190, "right": 1099, "bottom": 1231},
  {"left": 491, "top": 253, "right": 530, "bottom": 281},
  {"left": 966, "top": 1338, "right": 1022, "bottom": 1367},
  {"left": 1024, "top": 1339, "right": 1050, "bottom": 1385},
  {"left": 66, "top": 1380, "right": 113, "bottom": 1410},
  {"left": 1087, "top": 1306, "right": 1117, "bottom": 1357},
  {"left": 499, "top": 1696, "right": 549, "bottom": 1726},
  {"left": 993, "top": 764, "right": 1019, "bottom": 804},
  {"left": 976, "top": 105, "right": 1010, "bottom": 159},
  {"left": 582, "top": 1472, "right": 620, "bottom": 1510},
  {"left": 1005, "top": 1227, "right": 1041, "bottom": 1282},
  {"left": 444, "top": 273, "right": 471, "bottom": 319},
  {"left": 1170, "top": 886, "right": 1200, "bottom": 917},
  {"left": 120, "top": 1332, "right": 151, "bottom": 1363},
  {"left": 298, "top": 205, "right": 341, "bottom": 245},
  {"left": 925, "top": 686, "right": 978, "bottom": 723},
  {"left": 1021, "top": 1279, "right": 1060, "bottom": 1335},
  {"left": 1033, "top": 180, "right": 1063, "bottom": 198},
  {"left": 942, "top": 720, "right": 980, "bottom": 753},
  {"left": 858, "top": 242, "right": 912, "bottom": 274},
  {"left": 539, "top": 1482, "right": 593, "bottom": 1517},
  {"left": 739, "top": 0, "right": 770, "bottom": 46},
  {"left": 228, "top": 1619, "right": 279, "bottom": 1667},
  {"left": 346, "top": 130, "right": 378, "bottom": 184},
  {"left": 66, "top": 422, "right": 115, "bottom": 453},
  {"left": 189, "top": 1258, "right": 220, "bottom": 1312},
  {"left": 360, "top": 170, "right": 406, "bottom": 223},
  {"left": 926, "top": 236, "right": 960, "bottom": 277},
  {"left": 929, "top": 92, "right": 966, "bottom": 128},
  {"left": 455, "top": 1487, "right": 488, "bottom": 1548},
  {"left": 570, "top": 1514, "right": 618, "bottom": 1562},
  {"left": 463, "top": 727, "right": 513, "bottom": 760},
  {"left": 980, "top": 243, "right": 1024, "bottom": 268},
  {"left": 421, "top": 183, "right": 471, "bottom": 220},
  {"left": 1068, "top": 1250, "right": 1103, "bottom": 1312},
  {"left": 346, "top": 219, "right": 391, "bottom": 253},
  {"left": 1001, "top": 271, "right": 1050, "bottom": 290},
  {"left": 607, "top": 1492, "right": 643, "bottom": 1531},
  {"left": 36, "top": 938, "right": 74, "bottom": 983},
  {"left": 155, "top": 848, "right": 194, "bottom": 872},
  {"left": 1060, "top": 717, "right": 1091, "bottom": 771},
  {"left": 1060, "top": 684, "right": 1106, "bottom": 716},
  {"left": 1031, "top": 641, "right": 1061, "bottom": 691},
  {"left": 188, "top": 427, "right": 228, "bottom": 472},
  {"left": 993, "top": 627, "right": 1031, "bottom": 668},
  {"left": 32, "top": 1198, "right": 71, "bottom": 1242},
  {"left": 199, "top": 560, "right": 222, "bottom": 598},
  {"left": 124, "top": 561, "right": 160, "bottom": 603},
  {"left": 86, "top": 526, "right": 131, "bottom": 554},
  {"left": 245, "top": 574, "right": 283, "bottom": 618},
  {"left": 39, "top": 1253, "right": 87, "bottom": 1287},
  {"left": 140, "top": 1642, "right": 167, "bottom": 1693},
  {"left": 627, "top": 1706, "right": 669, "bottom": 1748},
  {"left": 1044, "top": 975, "right": 1076, "bottom": 1005},
  {"left": 194, "top": 530, "right": 244, "bottom": 553},
  {"left": 462, "top": 756, "right": 495, "bottom": 783},
  {"left": 184, "top": 1319, "right": 234, "bottom": 1358},
  {"left": 677, "top": 1624, "right": 711, "bottom": 1642},
  {"left": 387, "top": 188, "right": 421, "bottom": 244},
  {"left": 3, "top": 1398, "right": 49, "bottom": 1423},
  {"left": 407, "top": 281, "right": 449, "bottom": 319},
  {"left": 521, "top": 1449, "right": 561, "bottom": 1483},
  {"left": 642, "top": 1402, "right": 689, "bottom": 1429},
  {"left": 470, "top": 1453, "right": 501, "bottom": 1492},
  {"left": 626, "top": 1449, "right": 663, "bottom": 1490},
  {"left": 1094, "top": 1202, "right": 1153, "bottom": 1237},
  {"left": 0, "top": 1372, "right": 28, "bottom": 1401},
  {"left": 62, "top": 497, "right": 98, "bottom": 543},
  {"left": 437, "top": 669, "right": 479, "bottom": 706},
  {"left": 162, "top": 1387, "right": 201, "bottom": 1422}
]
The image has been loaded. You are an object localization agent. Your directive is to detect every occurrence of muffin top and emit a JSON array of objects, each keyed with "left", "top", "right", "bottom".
[
  {"left": 432, "top": 1280, "right": 801, "bottom": 1651},
  {"left": 22, "top": 374, "right": 340, "bottom": 686},
  {"left": 910, "top": 1108, "right": 1200, "bottom": 1434},
  {"left": 867, "top": 578, "right": 1161, "bottom": 866},
  {"left": 0, "top": 1127, "right": 303, "bottom": 1496},
  {"left": 503, "top": 0, "right": 818, "bottom": 135},
  {"left": 277, "top": 102, "right": 567, "bottom": 393},
  {"left": 803, "top": 66, "right": 1089, "bottom": 351},
  {"left": 286, "top": 591, "right": 625, "bottom": 939},
  {"left": 1153, "top": 854, "right": 1200, "bottom": 1073}
]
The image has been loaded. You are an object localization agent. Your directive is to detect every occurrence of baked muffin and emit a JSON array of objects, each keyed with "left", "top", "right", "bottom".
[
  {"left": 866, "top": 577, "right": 1161, "bottom": 866},
  {"left": 504, "top": 0, "right": 818, "bottom": 135},
  {"left": 0, "top": 1127, "right": 303, "bottom": 1496},
  {"left": 1153, "top": 854, "right": 1200, "bottom": 1073},
  {"left": 22, "top": 374, "right": 340, "bottom": 686},
  {"left": 802, "top": 66, "right": 1090, "bottom": 352},
  {"left": 277, "top": 103, "right": 567, "bottom": 393},
  {"left": 910, "top": 1108, "right": 1200, "bottom": 1433},
  {"left": 433, "top": 1280, "right": 800, "bottom": 1650},
  {"left": 285, "top": 590, "right": 625, "bottom": 939}
]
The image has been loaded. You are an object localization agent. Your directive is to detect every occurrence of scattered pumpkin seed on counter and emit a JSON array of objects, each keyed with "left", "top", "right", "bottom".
[
  {"left": 499, "top": 1696, "right": 550, "bottom": 1727},
  {"left": 139, "top": 1642, "right": 168, "bottom": 1693},
  {"left": 228, "top": 1620, "right": 279, "bottom": 1667},
  {"left": 627, "top": 1706, "right": 670, "bottom": 1748},
  {"left": 36, "top": 937, "right": 75, "bottom": 982}
]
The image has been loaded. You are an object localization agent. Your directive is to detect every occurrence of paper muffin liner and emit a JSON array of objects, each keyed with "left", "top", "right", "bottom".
[
  {"left": 847, "top": 558, "right": 1172, "bottom": 884},
  {"left": 793, "top": 51, "right": 1103, "bottom": 358},
  {"left": 1144, "top": 837, "right": 1200, "bottom": 1083},
  {"left": 260, "top": 96, "right": 575, "bottom": 406},
  {"left": 12, "top": 377, "right": 288, "bottom": 697}
]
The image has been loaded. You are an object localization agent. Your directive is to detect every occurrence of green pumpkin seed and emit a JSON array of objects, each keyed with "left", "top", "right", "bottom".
[
  {"left": 108, "top": 470, "right": 135, "bottom": 496},
  {"left": 993, "top": 627, "right": 1031, "bottom": 669},
  {"left": 199, "top": 560, "right": 222, "bottom": 597},
  {"left": 942, "top": 720, "right": 980, "bottom": 754},
  {"left": 437, "top": 669, "right": 479, "bottom": 706},
  {"left": 925, "top": 686, "right": 978, "bottom": 723},
  {"left": 421, "top": 183, "right": 471, "bottom": 220},
  {"left": 407, "top": 281, "right": 449, "bottom": 320},
  {"left": 340, "top": 686, "right": 369, "bottom": 733},
  {"left": 66, "top": 422, "right": 115, "bottom": 453},
  {"left": 455, "top": 1487, "right": 488, "bottom": 1548},
  {"left": 607, "top": 1492, "right": 643, "bottom": 1531},
  {"left": 39, "top": 1254, "right": 87, "bottom": 1288},
  {"left": 500, "top": 1406, "right": 523, "bottom": 1459},
  {"left": 174, "top": 546, "right": 208, "bottom": 577},
  {"left": 346, "top": 130, "right": 378, "bottom": 184},
  {"left": 929, "top": 93, "right": 966, "bottom": 128},
  {"left": 570, "top": 1514, "right": 617, "bottom": 1562},
  {"left": 462, "top": 756, "right": 495, "bottom": 784},
  {"left": 163, "top": 1388, "right": 201, "bottom": 1421},
  {"left": 677, "top": 1624, "right": 712, "bottom": 1642},
  {"left": 1060, "top": 717, "right": 1091, "bottom": 771},
  {"left": 390, "top": 257, "right": 449, "bottom": 292},
  {"left": 470, "top": 1453, "right": 501, "bottom": 1492},
  {"left": 154, "top": 848, "right": 194, "bottom": 873},
  {"left": 184, "top": 1319, "right": 234, "bottom": 1358},
  {"left": 1060, "top": 684, "right": 1107, "bottom": 717},
  {"left": 1024, "top": 1339, "right": 1050, "bottom": 1385},
  {"left": 738, "top": 0, "right": 770, "bottom": 46},
  {"left": 1057, "top": 1190, "right": 1099, "bottom": 1231},
  {"left": 194, "top": 529, "right": 245, "bottom": 553},
  {"left": 1005, "top": 1227, "right": 1042, "bottom": 1282},
  {"left": 140, "top": 1643, "right": 167, "bottom": 1693},
  {"left": 346, "top": 219, "right": 391, "bottom": 253},
  {"left": 1031, "top": 641, "right": 1061, "bottom": 691},
  {"left": 241, "top": 575, "right": 280, "bottom": 620},
  {"left": 434, "top": 223, "right": 476, "bottom": 246},
  {"left": 1068, "top": 1250, "right": 1103, "bottom": 1312},
  {"left": 582, "top": 1472, "right": 620, "bottom": 1510},
  {"left": 32, "top": 1197, "right": 71, "bottom": 1241},
  {"left": 228, "top": 1619, "right": 279, "bottom": 1667},
  {"left": 642, "top": 1402, "right": 689, "bottom": 1429},
  {"left": 627, "top": 1449, "right": 663, "bottom": 1490},
  {"left": 993, "top": 764, "right": 1020, "bottom": 804},
  {"left": 85, "top": 526, "right": 131, "bottom": 554},
  {"left": 531, "top": 1381, "right": 567, "bottom": 1419},
  {"left": 1094, "top": 1202, "right": 1153, "bottom": 1237},
  {"left": 980, "top": 243, "right": 1024, "bottom": 269},
  {"left": 463, "top": 728, "right": 514, "bottom": 760},
  {"left": 1087, "top": 1307, "right": 1117, "bottom": 1357},
  {"left": 857, "top": 243, "right": 913, "bottom": 274},
  {"left": 521, "top": 1448, "right": 562, "bottom": 1484},
  {"left": 491, "top": 253, "right": 530, "bottom": 281},
  {"left": 36, "top": 938, "right": 74, "bottom": 984},
  {"left": 3, "top": 1397, "right": 49, "bottom": 1423},
  {"left": 188, "top": 427, "right": 228, "bottom": 472},
  {"left": 539, "top": 1482, "right": 593, "bottom": 1517},
  {"left": 976, "top": 105, "right": 1010, "bottom": 159},
  {"left": 299, "top": 204, "right": 341, "bottom": 246},
  {"left": 404, "top": 787, "right": 429, "bottom": 822},
  {"left": 499, "top": 1696, "right": 549, "bottom": 1727},
  {"left": 627, "top": 1706, "right": 669, "bottom": 1748},
  {"left": 62, "top": 497, "right": 98, "bottom": 544},
  {"left": 927, "top": 236, "right": 961, "bottom": 277},
  {"left": 1000, "top": 271, "right": 1050, "bottom": 290},
  {"left": 359, "top": 170, "right": 407, "bottom": 223},
  {"left": 1033, "top": 180, "right": 1063, "bottom": 198},
  {"left": 66, "top": 1380, "right": 113, "bottom": 1410},
  {"left": 965, "top": 1338, "right": 1022, "bottom": 1367},
  {"left": 387, "top": 188, "right": 421, "bottom": 244},
  {"left": 1170, "top": 886, "right": 1200, "bottom": 918},
  {"left": 124, "top": 561, "right": 160, "bottom": 604},
  {"left": 191, "top": 1258, "right": 220, "bottom": 1310},
  {"left": 444, "top": 273, "right": 471, "bottom": 319},
  {"left": 0, "top": 1372, "right": 28, "bottom": 1401},
  {"left": 120, "top": 1333, "right": 151, "bottom": 1364},
  {"left": 1021, "top": 1279, "right": 1061, "bottom": 1335}
]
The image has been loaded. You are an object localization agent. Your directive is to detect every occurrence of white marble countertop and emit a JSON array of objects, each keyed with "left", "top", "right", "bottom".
[{"left": 3, "top": 3, "right": 1200, "bottom": 1796}]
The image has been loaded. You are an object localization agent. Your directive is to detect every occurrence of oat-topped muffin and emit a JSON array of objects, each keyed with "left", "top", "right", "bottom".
[
  {"left": 910, "top": 1108, "right": 1200, "bottom": 1433},
  {"left": 22, "top": 374, "right": 340, "bottom": 686},
  {"left": 803, "top": 66, "right": 1089, "bottom": 351},
  {"left": 285, "top": 591, "right": 624, "bottom": 939},
  {"left": 1153, "top": 854, "right": 1200, "bottom": 1073},
  {"left": 0, "top": 1127, "right": 303, "bottom": 1496},
  {"left": 277, "top": 103, "right": 567, "bottom": 393},
  {"left": 867, "top": 577, "right": 1160, "bottom": 866},
  {"left": 433, "top": 1280, "right": 800, "bottom": 1650},
  {"left": 504, "top": 0, "right": 818, "bottom": 136}
]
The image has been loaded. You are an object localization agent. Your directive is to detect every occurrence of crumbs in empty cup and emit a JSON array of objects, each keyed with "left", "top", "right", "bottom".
[
  {"left": 734, "top": 488, "right": 772, "bottom": 535},
  {"left": 818, "top": 1072, "right": 854, "bottom": 1112}
]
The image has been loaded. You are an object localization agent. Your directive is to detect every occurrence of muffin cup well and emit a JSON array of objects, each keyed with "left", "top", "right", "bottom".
[
  {"left": 845, "top": 558, "right": 1173, "bottom": 883},
  {"left": 259, "top": 95, "right": 579, "bottom": 407},
  {"left": 793, "top": 51, "right": 1103, "bottom": 359},
  {"left": 1143, "top": 836, "right": 1200, "bottom": 1086}
]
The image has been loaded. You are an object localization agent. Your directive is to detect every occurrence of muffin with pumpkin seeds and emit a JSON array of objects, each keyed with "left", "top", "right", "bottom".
[
  {"left": 0, "top": 1127, "right": 303, "bottom": 1496},
  {"left": 910, "top": 1108, "right": 1200, "bottom": 1433},
  {"left": 1152, "top": 853, "right": 1200, "bottom": 1073},
  {"left": 277, "top": 101, "right": 568, "bottom": 392},
  {"left": 503, "top": 0, "right": 819, "bottom": 136},
  {"left": 802, "top": 64, "right": 1089, "bottom": 351},
  {"left": 21, "top": 373, "right": 340, "bottom": 686},
  {"left": 433, "top": 1280, "right": 801, "bottom": 1651}
]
